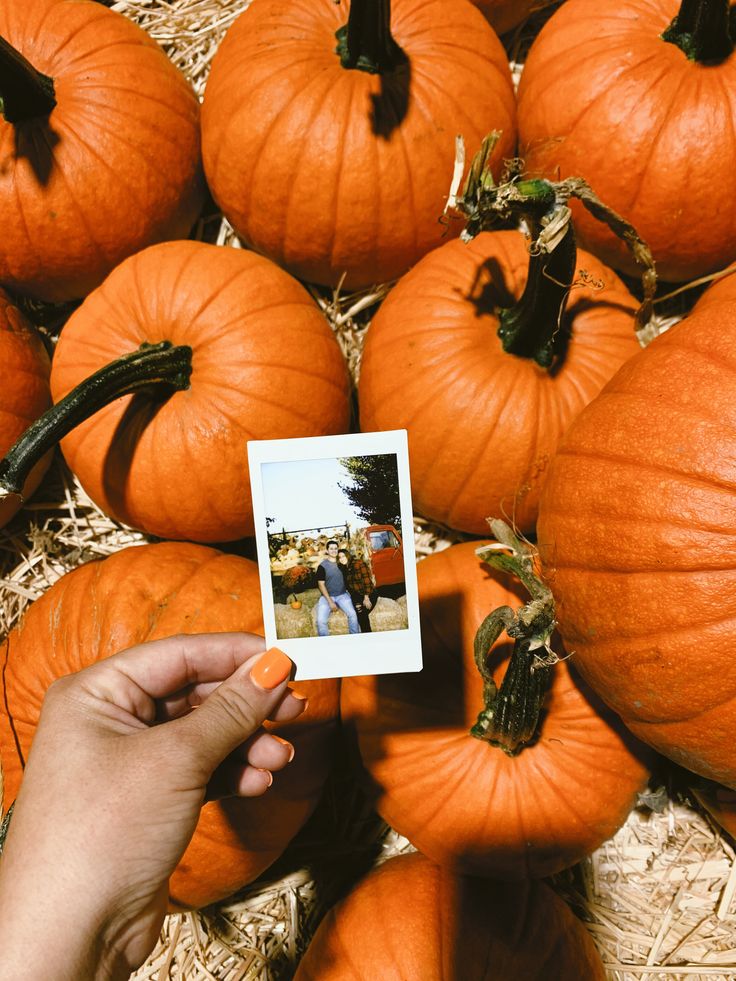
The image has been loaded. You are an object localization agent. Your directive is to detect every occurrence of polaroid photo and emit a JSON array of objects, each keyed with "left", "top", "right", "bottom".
[{"left": 247, "top": 430, "right": 422, "bottom": 681}]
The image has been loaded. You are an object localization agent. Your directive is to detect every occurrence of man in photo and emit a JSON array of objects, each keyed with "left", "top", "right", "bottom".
[{"left": 316, "top": 540, "right": 359, "bottom": 636}]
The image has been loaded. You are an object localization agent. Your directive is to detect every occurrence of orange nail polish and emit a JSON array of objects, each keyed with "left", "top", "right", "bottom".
[
  {"left": 289, "top": 689, "right": 308, "bottom": 701},
  {"left": 250, "top": 648, "right": 292, "bottom": 690},
  {"left": 273, "top": 735, "right": 296, "bottom": 762}
]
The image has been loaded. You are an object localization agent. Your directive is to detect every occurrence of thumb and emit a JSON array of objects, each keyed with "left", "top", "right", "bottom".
[{"left": 173, "top": 648, "right": 294, "bottom": 773}]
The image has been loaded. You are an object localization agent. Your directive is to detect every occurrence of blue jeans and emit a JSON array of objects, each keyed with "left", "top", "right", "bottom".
[{"left": 316, "top": 592, "right": 360, "bottom": 636}]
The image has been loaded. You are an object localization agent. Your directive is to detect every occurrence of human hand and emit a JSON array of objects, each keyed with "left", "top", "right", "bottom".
[
  {"left": 0, "top": 634, "right": 305, "bottom": 981},
  {"left": 363, "top": 596, "right": 373, "bottom": 611},
  {"left": 329, "top": 599, "right": 337, "bottom": 612}
]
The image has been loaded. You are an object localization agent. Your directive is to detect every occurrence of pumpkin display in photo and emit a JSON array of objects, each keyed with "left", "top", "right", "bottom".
[
  {"left": 340, "top": 536, "right": 652, "bottom": 878},
  {"left": 294, "top": 852, "right": 606, "bottom": 980},
  {"left": 358, "top": 171, "right": 643, "bottom": 534},
  {"left": 201, "top": 0, "right": 517, "bottom": 289},
  {"left": 517, "top": 0, "right": 736, "bottom": 282},
  {"left": 0, "top": 0, "right": 205, "bottom": 303},
  {"left": 0, "top": 240, "right": 351, "bottom": 543},
  {"left": 0, "top": 289, "right": 51, "bottom": 528},
  {"left": 690, "top": 781, "right": 736, "bottom": 840},
  {"left": 0, "top": 542, "right": 340, "bottom": 910},
  {"left": 537, "top": 301, "right": 736, "bottom": 789}
]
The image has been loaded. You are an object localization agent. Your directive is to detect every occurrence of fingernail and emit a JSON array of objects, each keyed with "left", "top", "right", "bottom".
[
  {"left": 289, "top": 689, "right": 308, "bottom": 701},
  {"left": 273, "top": 735, "right": 296, "bottom": 762},
  {"left": 258, "top": 769, "right": 273, "bottom": 788},
  {"left": 250, "top": 648, "right": 292, "bottom": 691}
]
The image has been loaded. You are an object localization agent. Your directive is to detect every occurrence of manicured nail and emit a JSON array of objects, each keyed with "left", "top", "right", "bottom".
[
  {"left": 258, "top": 769, "right": 273, "bottom": 787},
  {"left": 250, "top": 648, "right": 292, "bottom": 691},
  {"left": 289, "top": 688, "right": 308, "bottom": 701},
  {"left": 273, "top": 735, "right": 296, "bottom": 763}
]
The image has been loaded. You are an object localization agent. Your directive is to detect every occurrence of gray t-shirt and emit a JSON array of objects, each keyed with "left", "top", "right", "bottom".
[{"left": 317, "top": 559, "right": 346, "bottom": 597}]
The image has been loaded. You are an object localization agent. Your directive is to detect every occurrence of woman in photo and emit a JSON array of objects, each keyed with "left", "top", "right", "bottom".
[{"left": 338, "top": 548, "right": 377, "bottom": 633}]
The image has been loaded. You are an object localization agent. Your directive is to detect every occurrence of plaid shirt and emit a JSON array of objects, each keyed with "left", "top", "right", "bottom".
[{"left": 345, "top": 558, "right": 374, "bottom": 596}]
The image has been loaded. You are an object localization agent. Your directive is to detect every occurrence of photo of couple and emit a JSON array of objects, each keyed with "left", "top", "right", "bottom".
[
  {"left": 316, "top": 540, "right": 377, "bottom": 635},
  {"left": 262, "top": 453, "right": 408, "bottom": 640}
]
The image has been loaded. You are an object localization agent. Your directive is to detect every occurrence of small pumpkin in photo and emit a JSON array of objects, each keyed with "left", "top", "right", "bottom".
[{"left": 290, "top": 594, "right": 303, "bottom": 611}]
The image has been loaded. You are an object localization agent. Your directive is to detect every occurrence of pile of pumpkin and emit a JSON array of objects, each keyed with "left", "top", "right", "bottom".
[{"left": 3, "top": 0, "right": 736, "bottom": 975}]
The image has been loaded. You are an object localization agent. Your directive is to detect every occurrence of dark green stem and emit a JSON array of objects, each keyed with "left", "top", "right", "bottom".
[
  {"left": 335, "top": 0, "right": 405, "bottom": 73},
  {"left": 496, "top": 180, "right": 577, "bottom": 369},
  {"left": 661, "top": 0, "right": 733, "bottom": 62},
  {"left": 471, "top": 637, "right": 553, "bottom": 756},
  {"left": 0, "top": 36, "right": 56, "bottom": 123},
  {"left": 0, "top": 341, "right": 192, "bottom": 499}
]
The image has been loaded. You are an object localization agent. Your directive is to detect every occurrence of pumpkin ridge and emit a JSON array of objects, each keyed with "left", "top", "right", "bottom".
[
  {"left": 34, "top": 123, "right": 109, "bottom": 263},
  {"left": 616, "top": 68, "right": 685, "bottom": 218},
  {"left": 245, "top": 65, "right": 339, "bottom": 255},
  {"left": 52, "top": 112, "right": 155, "bottom": 216},
  {"left": 553, "top": 441, "right": 736, "bottom": 496},
  {"left": 66, "top": 81, "right": 198, "bottom": 130},
  {"left": 208, "top": 358, "right": 347, "bottom": 395}
]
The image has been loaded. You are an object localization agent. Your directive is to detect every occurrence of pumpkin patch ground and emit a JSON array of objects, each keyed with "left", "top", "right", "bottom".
[{"left": 2, "top": 0, "right": 736, "bottom": 978}]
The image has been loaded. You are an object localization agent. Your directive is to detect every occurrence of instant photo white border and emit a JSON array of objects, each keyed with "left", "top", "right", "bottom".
[{"left": 247, "top": 430, "right": 422, "bottom": 681}]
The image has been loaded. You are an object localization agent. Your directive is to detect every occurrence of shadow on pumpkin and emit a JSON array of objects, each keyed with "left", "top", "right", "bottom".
[
  {"left": 461, "top": 255, "right": 640, "bottom": 376},
  {"left": 100, "top": 386, "right": 178, "bottom": 527},
  {"left": 370, "top": 55, "right": 410, "bottom": 139},
  {"left": 14, "top": 120, "right": 60, "bottom": 186}
]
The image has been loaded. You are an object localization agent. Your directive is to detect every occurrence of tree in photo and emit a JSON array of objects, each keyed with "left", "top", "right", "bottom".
[{"left": 339, "top": 454, "right": 401, "bottom": 528}]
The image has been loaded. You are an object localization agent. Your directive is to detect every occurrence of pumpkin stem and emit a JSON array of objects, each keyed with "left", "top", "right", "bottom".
[
  {"left": 662, "top": 0, "right": 733, "bottom": 63},
  {"left": 470, "top": 520, "right": 558, "bottom": 756},
  {"left": 496, "top": 182, "right": 578, "bottom": 369},
  {"left": 0, "top": 341, "right": 192, "bottom": 502},
  {"left": 0, "top": 36, "right": 56, "bottom": 123},
  {"left": 454, "top": 137, "right": 658, "bottom": 342},
  {"left": 335, "top": 0, "right": 405, "bottom": 73}
]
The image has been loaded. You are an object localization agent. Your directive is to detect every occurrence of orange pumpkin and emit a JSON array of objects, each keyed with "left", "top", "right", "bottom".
[
  {"left": 341, "top": 542, "right": 652, "bottom": 877},
  {"left": 0, "top": 0, "right": 204, "bottom": 302},
  {"left": 201, "top": 0, "right": 517, "bottom": 289},
  {"left": 537, "top": 303, "right": 736, "bottom": 788},
  {"left": 358, "top": 230, "right": 640, "bottom": 533},
  {"left": 294, "top": 852, "right": 606, "bottom": 980},
  {"left": 518, "top": 0, "right": 736, "bottom": 281},
  {"left": 691, "top": 782, "right": 736, "bottom": 839},
  {"left": 0, "top": 289, "right": 51, "bottom": 527},
  {"left": 0, "top": 240, "right": 350, "bottom": 542},
  {"left": 0, "top": 542, "right": 339, "bottom": 910}
]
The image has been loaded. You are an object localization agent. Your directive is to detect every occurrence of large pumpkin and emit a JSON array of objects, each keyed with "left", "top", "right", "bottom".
[
  {"left": 0, "top": 0, "right": 204, "bottom": 302},
  {"left": 0, "top": 542, "right": 339, "bottom": 910},
  {"left": 341, "top": 542, "right": 652, "bottom": 877},
  {"left": 537, "top": 303, "right": 736, "bottom": 788},
  {"left": 517, "top": 0, "right": 736, "bottom": 281},
  {"left": 0, "top": 290, "right": 51, "bottom": 527},
  {"left": 358, "top": 230, "right": 640, "bottom": 534},
  {"left": 0, "top": 240, "right": 350, "bottom": 542},
  {"left": 294, "top": 852, "right": 606, "bottom": 980},
  {"left": 201, "top": 0, "right": 517, "bottom": 289}
]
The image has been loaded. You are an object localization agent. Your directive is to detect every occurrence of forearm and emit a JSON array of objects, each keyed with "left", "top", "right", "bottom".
[{"left": 317, "top": 582, "right": 332, "bottom": 603}]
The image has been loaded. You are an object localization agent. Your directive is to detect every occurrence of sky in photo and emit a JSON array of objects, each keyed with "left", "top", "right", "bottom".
[{"left": 262, "top": 457, "right": 363, "bottom": 534}]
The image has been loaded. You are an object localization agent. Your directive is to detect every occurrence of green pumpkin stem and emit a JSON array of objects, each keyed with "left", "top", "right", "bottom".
[
  {"left": 662, "top": 0, "right": 733, "bottom": 62},
  {"left": 336, "top": 0, "right": 404, "bottom": 73},
  {"left": 0, "top": 341, "right": 192, "bottom": 502},
  {"left": 496, "top": 181, "right": 578, "bottom": 369},
  {"left": 0, "top": 36, "right": 56, "bottom": 123},
  {"left": 470, "top": 520, "right": 557, "bottom": 756}
]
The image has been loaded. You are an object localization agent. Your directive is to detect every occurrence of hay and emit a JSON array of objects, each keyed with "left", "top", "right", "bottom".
[{"left": 1, "top": 1, "right": 735, "bottom": 979}]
